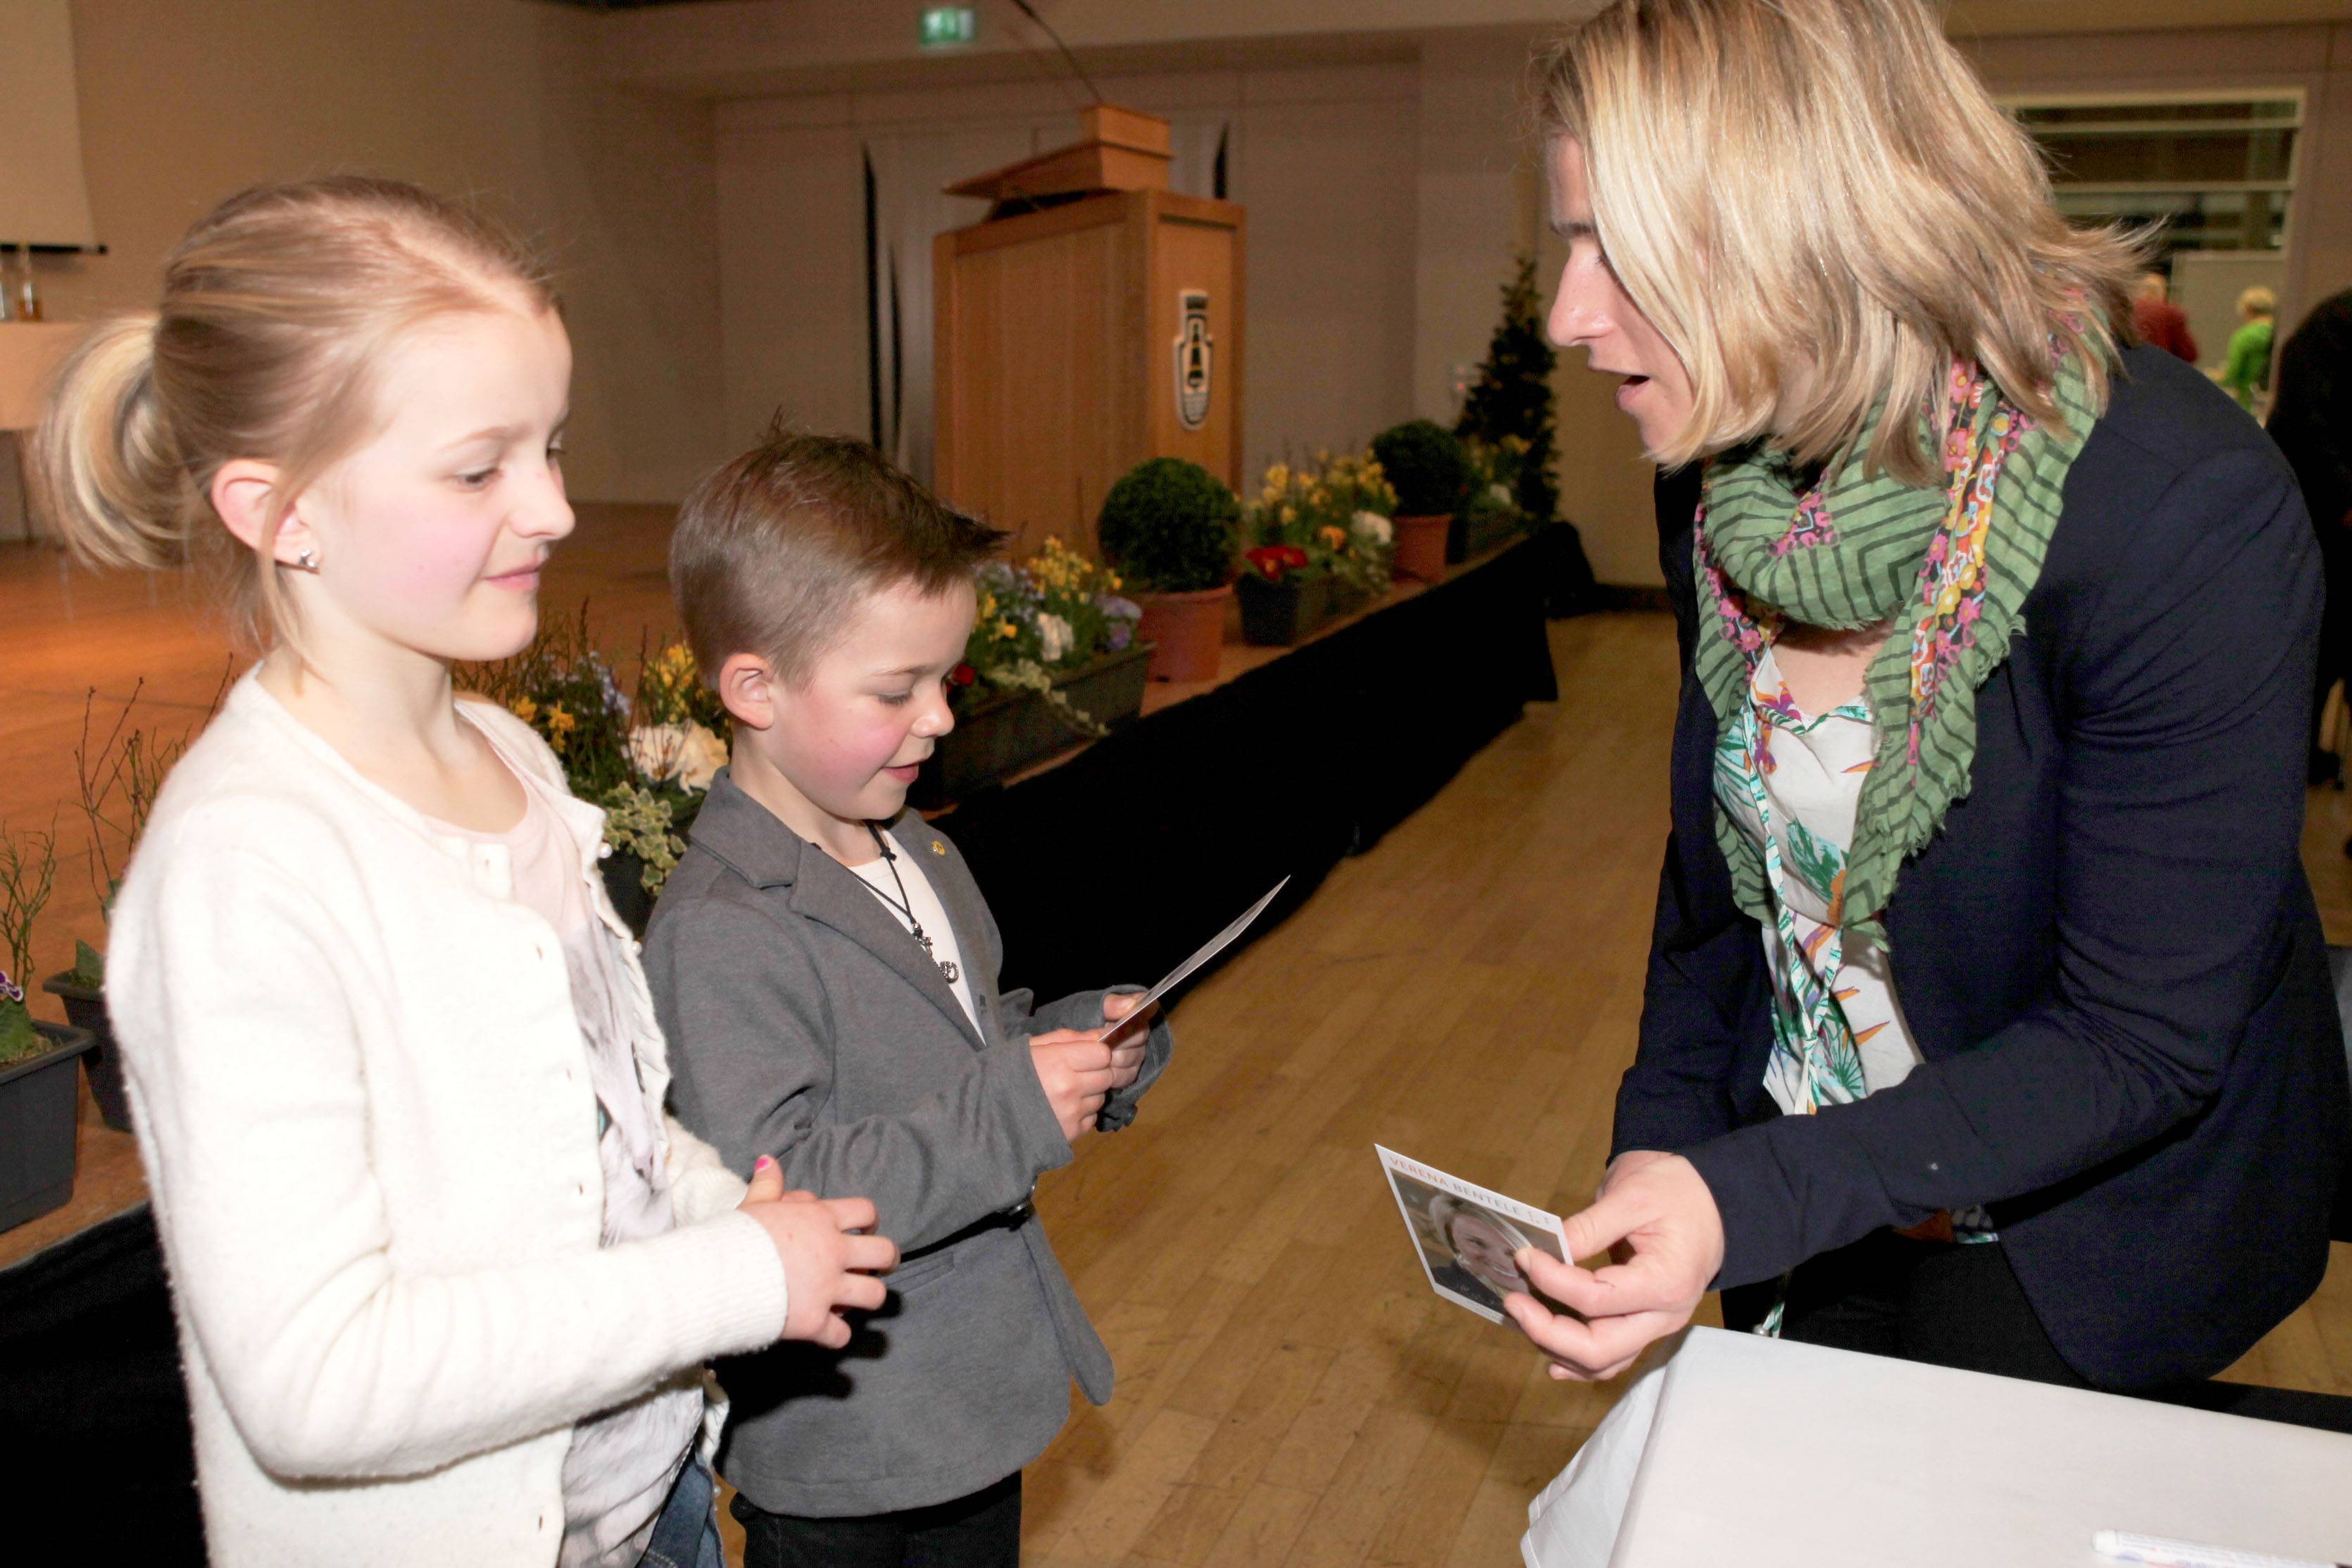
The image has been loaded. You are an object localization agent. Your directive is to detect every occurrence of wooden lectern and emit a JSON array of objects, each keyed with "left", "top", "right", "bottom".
[{"left": 934, "top": 106, "right": 1244, "bottom": 562}]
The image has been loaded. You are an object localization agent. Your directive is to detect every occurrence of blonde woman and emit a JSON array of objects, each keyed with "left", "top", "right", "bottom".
[{"left": 1506, "top": 0, "right": 2346, "bottom": 1395}]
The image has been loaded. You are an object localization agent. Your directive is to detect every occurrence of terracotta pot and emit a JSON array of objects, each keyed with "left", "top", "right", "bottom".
[
  {"left": 1391, "top": 513, "right": 1451, "bottom": 584},
  {"left": 1134, "top": 584, "right": 1233, "bottom": 681}
]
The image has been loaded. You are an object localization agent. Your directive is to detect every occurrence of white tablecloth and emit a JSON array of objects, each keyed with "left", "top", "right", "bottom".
[{"left": 1525, "top": 1326, "right": 2352, "bottom": 1568}]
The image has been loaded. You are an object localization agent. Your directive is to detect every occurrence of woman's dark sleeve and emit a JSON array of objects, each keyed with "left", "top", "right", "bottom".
[
  {"left": 1683, "top": 449, "right": 2322, "bottom": 1287},
  {"left": 1610, "top": 466, "right": 1774, "bottom": 1158}
]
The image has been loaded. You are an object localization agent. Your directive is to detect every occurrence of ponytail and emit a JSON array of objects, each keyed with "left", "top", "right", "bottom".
[
  {"left": 23, "top": 175, "right": 554, "bottom": 652},
  {"left": 31, "top": 313, "right": 201, "bottom": 572}
]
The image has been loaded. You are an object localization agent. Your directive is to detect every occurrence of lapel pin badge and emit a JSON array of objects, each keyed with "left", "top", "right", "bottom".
[{"left": 931, "top": 840, "right": 946, "bottom": 855}]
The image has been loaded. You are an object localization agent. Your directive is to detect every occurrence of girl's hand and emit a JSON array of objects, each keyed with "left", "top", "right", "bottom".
[
  {"left": 737, "top": 1156, "right": 898, "bottom": 1348},
  {"left": 1501, "top": 1152, "right": 1724, "bottom": 1381}
]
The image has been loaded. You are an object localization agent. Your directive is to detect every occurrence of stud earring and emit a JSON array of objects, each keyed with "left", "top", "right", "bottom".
[{"left": 293, "top": 549, "right": 319, "bottom": 573}]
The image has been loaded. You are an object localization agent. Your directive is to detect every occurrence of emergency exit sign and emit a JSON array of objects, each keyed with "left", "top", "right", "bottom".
[{"left": 920, "top": 6, "right": 976, "bottom": 46}]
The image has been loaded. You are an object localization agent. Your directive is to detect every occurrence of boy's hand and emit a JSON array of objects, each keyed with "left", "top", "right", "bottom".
[
  {"left": 737, "top": 1156, "right": 898, "bottom": 1348},
  {"left": 1030, "top": 1029, "right": 1118, "bottom": 1142},
  {"left": 1101, "top": 993, "right": 1157, "bottom": 1089}
]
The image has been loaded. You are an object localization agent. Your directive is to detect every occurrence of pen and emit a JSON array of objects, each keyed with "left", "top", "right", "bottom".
[{"left": 2093, "top": 1529, "right": 2347, "bottom": 1568}]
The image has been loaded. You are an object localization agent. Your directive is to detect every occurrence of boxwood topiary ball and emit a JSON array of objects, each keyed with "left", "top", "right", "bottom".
[
  {"left": 1096, "top": 457, "right": 1241, "bottom": 594},
  {"left": 1371, "top": 420, "right": 1472, "bottom": 517}
]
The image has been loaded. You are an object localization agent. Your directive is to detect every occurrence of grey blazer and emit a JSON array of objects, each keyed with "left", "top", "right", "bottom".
[{"left": 645, "top": 769, "right": 1173, "bottom": 1517}]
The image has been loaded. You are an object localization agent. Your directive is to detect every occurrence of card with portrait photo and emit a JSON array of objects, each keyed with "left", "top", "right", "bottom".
[{"left": 1375, "top": 1145, "right": 1578, "bottom": 1325}]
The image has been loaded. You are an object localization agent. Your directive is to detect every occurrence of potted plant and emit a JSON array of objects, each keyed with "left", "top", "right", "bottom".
[
  {"left": 1370, "top": 420, "right": 1470, "bottom": 583},
  {"left": 1096, "top": 456, "right": 1240, "bottom": 682},
  {"left": 913, "top": 537, "right": 1149, "bottom": 807},
  {"left": 2, "top": 822, "right": 97, "bottom": 1233},
  {"left": 1237, "top": 451, "right": 1397, "bottom": 645},
  {"left": 457, "top": 608, "right": 725, "bottom": 932},
  {"left": 49, "top": 687, "right": 189, "bottom": 1132}
]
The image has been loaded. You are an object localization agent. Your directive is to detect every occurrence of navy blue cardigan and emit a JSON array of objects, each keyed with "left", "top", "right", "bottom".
[{"left": 1618, "top": 347, "right": 2352, "bottom": 1390}]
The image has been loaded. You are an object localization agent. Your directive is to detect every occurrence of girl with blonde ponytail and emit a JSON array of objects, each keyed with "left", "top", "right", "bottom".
[{"left": 35, "top": 177, "right": 897, "bottom": 1568}]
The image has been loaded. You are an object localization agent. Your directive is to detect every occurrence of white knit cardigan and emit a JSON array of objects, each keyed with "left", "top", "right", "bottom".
[{"left": 106, "top": 671, "right": 790, "bottom": 1567}]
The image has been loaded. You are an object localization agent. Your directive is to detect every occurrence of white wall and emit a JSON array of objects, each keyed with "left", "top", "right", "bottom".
[
  {"left": 37, "top": 0, "right": 726, "bottom": 504},
  {"left": 713, "top": 61, "right": 1426, "bottom": 498}
]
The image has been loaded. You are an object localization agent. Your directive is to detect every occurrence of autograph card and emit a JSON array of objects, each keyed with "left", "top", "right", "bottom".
[{"left": 1376, "top": 1145, "right": 1575, "bottom": 1325}]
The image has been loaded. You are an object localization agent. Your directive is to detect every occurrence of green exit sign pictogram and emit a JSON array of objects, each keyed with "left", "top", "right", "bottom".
[{"left": 920, "top": 6, "right": 975, "bottom": 46}]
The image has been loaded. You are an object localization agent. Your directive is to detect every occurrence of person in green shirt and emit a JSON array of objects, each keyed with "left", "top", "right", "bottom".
[{"left": 2222, "top": 284, "right": 2277, "bottom": 412}]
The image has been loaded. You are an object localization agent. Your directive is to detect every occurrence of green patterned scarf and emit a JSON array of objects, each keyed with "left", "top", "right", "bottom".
[{"left": 1694, "top": 356, "right": 2098, "bottom": 945}]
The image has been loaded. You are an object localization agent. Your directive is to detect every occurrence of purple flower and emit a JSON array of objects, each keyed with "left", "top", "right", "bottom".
[
  {"left": 1097, "top": 594, "right": 1141, "bottom": 621},
  {"left": 1106, "top": 620, "right": 1133, "bottom": 651}
]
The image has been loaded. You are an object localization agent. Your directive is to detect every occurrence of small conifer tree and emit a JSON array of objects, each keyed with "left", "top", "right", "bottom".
[{"left": 1456, "top": 252, "right": 1559, "bottom": 524}]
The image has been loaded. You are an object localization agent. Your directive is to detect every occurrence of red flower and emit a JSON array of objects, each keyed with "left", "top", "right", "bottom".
[
  {"left": 1246, "top": 544, "right": 1309, "bottom": 582},
  {"left": 950, "top": 662, "right": 977, "bottom": 686}
]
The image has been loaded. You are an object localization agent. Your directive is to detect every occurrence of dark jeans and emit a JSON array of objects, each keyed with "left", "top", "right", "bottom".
[
  {"left": 1719, "top": 1229, "right": 2087, "bottom": 1387},
  {"left": 732, "top": 1473, "right": 1022, "bottom": 1568}
]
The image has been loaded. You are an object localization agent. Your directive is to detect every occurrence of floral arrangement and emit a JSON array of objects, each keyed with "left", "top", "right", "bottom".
[
  {"left": 956, "top": 537, "right": 1144, "bottom": 736},
  {"left": 1460, "top": 432, "right": 1532, "bottom": 531},
  {"left": 0, "top": 821, "right": 58, "bottom": 1065},
  {"left": 1242, "top": 449, "right": 1396, "bottom": 596},
  {"left": 456, "top": 607, "right": 729, "bottom": 896}
]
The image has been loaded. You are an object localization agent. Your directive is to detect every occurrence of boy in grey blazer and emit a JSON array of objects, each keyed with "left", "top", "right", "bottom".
[{"left": 646, "top": 432, "right": 1173, "bottom": 1568}]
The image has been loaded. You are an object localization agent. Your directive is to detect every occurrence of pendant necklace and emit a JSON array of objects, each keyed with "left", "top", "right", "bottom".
[{"left": 856, "top": 824, "right": 959, "bottom": 984}]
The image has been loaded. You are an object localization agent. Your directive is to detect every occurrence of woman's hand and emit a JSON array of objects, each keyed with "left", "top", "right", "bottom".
[{"left": 1501, "top": 1150, "right": 1725, "bottom": 1381}]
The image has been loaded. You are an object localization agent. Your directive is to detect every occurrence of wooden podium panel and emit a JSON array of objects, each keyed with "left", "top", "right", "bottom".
[{"left": 934, "top": 189, "right": 1243, "bottom": 563}]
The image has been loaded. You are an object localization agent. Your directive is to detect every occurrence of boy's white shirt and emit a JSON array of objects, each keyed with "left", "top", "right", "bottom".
[
  {"left": 844, "top": 847, "right": 982, "bottom": 1032},
  {"left": 106, "top": 668, "right": 787, "bottom": 1568}
]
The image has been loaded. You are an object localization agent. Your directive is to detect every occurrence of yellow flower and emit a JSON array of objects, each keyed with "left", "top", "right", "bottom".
[
  {"left": 1280, "top": 504, "right": 1296, "bottom": 524},
  {"left": 1320, "top": 525, "right": 1347, "bottom": 549},
  {"left": 546, "top": 703, "right": 577, "bottom": 753},
  {"left": 997, "top": 620, "right": 1018, "bottom": 640},
  {"left": 1264, "top": 462, "right": 1291, "bottom": 491},
  {"left": 510, "top": 696, "right": 538, "bottom": 725},
  {"left": 1107, "top": 572, "right": 1122, "bottom": 591}
]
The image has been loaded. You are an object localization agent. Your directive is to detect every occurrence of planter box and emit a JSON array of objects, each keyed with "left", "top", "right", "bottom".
[
  {"left": 913, "top": 645, "right": 1153, "bottom": 808},
  {"left": 1460, "top": 506, "right": 1526, "bottom": 561},
  {"left": 41, "top": 972, "right": 130, "bottom": 1132},
  {"left": 1, "top": 1021, "right": 99, "bottom": 1233},
  {"left": 1237, "top": 574, "right": 1332, "bottom": 647}
]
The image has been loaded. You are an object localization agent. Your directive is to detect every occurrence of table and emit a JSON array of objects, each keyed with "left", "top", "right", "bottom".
[{"left": 1525, "top": 1326, "right": 2352, "bottom": 1568}]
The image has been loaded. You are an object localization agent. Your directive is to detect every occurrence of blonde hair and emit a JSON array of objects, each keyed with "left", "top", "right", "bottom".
[
  {"left": 32, "top": 176, "right": 555, "bottom": 651},
  {"left": 1530, "top": 0, "right": 2145, "bottom": 486},
  {"left": 2239, "top": 286, "right": 2277, "bottom": 318}
]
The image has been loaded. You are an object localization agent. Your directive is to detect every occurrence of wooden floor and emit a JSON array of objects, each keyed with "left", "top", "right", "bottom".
[{"left": 3, "top": 513, "right": 2349, "bottom": 1565}]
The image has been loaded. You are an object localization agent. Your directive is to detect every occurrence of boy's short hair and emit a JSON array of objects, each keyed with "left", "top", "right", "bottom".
[{"left": 670, "top": 429, "right": 1005, "bottom": 687}]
